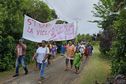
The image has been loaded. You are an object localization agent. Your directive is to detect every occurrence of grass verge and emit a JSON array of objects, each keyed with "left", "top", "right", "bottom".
[{"left": 73, "top": 45, "right": 111, "bottom": 84}]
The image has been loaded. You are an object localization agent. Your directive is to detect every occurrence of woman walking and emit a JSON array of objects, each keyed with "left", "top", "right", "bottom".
[
  {"left": 65, "top": 41, "right": 76, "bottom": 71},
  {"left": 51, "top": 43, "right": 57, "bottom": 58}
]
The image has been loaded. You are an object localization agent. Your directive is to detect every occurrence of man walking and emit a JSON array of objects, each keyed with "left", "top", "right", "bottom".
[{"left": 13, "top": 39, "right": 28, "bottom": 77}]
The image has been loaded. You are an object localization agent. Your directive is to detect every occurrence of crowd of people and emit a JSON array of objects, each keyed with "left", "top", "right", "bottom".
[
  {"left": 13, "top": 38, "right": 93, "bottom": 81},
  {"left": 65, "top": 41, "right": 93, "bottom": 74}
]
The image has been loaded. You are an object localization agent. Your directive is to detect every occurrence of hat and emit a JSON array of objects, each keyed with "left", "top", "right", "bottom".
[{"left": 19, "top": 38, "right": 24, "bottom": 42}]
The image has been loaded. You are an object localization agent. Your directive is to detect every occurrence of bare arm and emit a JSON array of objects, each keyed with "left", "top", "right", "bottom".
[
  {"left": 43, "top": 47, "right": 49, "bottom": 62},
  {"left": 73, "top": 46, "right": 76, "bottom": 55},
  {"left": 32, "top": 53, "right": 37, "bottom": 61},
  {"left": 43, "top": 54, "right": 48, "bottom": 62},
  {"left": 20, "top": 43, "right": 27, "bottom": 50}
]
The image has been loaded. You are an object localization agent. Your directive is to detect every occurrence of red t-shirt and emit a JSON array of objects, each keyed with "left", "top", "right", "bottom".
[{"left": 84, "top": 48, "right": 89, "bottom": 56}]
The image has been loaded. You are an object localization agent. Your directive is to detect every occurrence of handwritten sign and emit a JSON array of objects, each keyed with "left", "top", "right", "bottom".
[{"left": 22, "top": 15, "right": 76, "bottom": 42}]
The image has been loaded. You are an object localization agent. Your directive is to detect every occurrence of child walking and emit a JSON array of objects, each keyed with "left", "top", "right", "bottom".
[{"left": 73, "top": 50, "right": 82, "bottom": 74}]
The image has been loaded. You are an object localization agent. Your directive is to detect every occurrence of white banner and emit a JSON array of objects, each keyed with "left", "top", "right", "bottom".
[{"left": 22, "top": 15, "right": 76, "bottom": 42}]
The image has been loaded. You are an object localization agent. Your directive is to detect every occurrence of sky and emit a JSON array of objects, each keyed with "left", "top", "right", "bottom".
[{"left": 43, "top": 0, "right": 102, "bottom": 35}]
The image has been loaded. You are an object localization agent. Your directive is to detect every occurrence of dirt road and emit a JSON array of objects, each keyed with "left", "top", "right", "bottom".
[{"left": 3, "top": 56, "right": 86, "bottom": 84}]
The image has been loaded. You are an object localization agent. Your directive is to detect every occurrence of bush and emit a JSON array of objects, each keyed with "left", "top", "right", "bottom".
[
  {"left": 0, "top": 36, "right": 15, "bottom": 71},
  {"left": 0, "top": 0, "right": 57, "bottom": 72}
]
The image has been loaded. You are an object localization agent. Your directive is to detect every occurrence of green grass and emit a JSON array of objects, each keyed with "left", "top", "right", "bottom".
[{"left": 80, "top": 45, "right": 111, "bottom": 84}]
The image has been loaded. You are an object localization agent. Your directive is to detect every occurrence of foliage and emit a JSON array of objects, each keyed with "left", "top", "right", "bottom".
[
  {"left": 93, "top": 0, "right": 126, "bottom": 75},
  {"left": 76, "top": 34, "right": 93, "bottom": 43},
  {"left": 93, "top": 0, "right": 117, "bottom": 56},
  {"left": 0, "top": 0, "right": 57, "bottom": 71},
  {"left": 56, "top": 20, "right": 68, "bottom": 24},
  {"left": 110, "top": 9, "right": 126, "bottom": 75},
  {"left": 0, "top": 36, "right": 15, "bottom": 71}
]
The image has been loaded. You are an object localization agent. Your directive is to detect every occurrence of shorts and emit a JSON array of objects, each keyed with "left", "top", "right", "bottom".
[{"left": 66, "top": 58, "right": 73, "bottom": 66}]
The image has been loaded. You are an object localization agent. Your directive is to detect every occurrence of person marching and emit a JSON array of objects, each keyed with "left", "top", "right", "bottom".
[
  {"left": 46, "top": 42, "right": 52, "bottom": 65},
  {"left": 13, "top": 39, "right": 28, "bottom": 77},
  {"left": 84, "top": 45, "right": 89, "bottom": 61},
  {"left": 50, "top": 42, "right": 57, "bottom": 58},
  {"left": 73, "top": 49, "right": 82, "bottom": 74},
  {"left": 88, "top": 44, "right": 93, "bottom": 56},
  {"left": 32, "top": 41, "right": 49, "bottom": 80},
  {"left": 79, "top": 43, "right": 85, "bottom": 56},
  {"left": 65, "top": 41, "right": 76, "bottom": 71},
  {"left": 61, "top": 44, "right": 66, "bottom": 56}
]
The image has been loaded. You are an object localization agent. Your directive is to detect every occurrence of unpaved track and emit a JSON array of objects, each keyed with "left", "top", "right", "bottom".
[{"left": 3, "top": 56, "right": 87, "bottom": 84}]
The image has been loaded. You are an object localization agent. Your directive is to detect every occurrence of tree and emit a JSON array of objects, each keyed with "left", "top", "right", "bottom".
[
  {"left": 93, "top": 0, "right": 117, "bottom": 55},
  {"left": 93, "top": 0, "right": 126, "bottom": 75},
  {"left": 0, "top": 0, "right": 57, "bottom": 71},
  {"left": 111, "top": 9, "right": 126, "bottom": 75}
]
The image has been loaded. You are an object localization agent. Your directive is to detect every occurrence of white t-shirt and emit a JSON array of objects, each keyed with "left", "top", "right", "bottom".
[
  {"left": 36, "top": 47, "right": 48, "bottom": 63},
  {"left": 79, "top": 45, "right": 85, "bottom": 53},
  {"left": 46, "top": 47, "right": 50, "bottom": 54}
]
